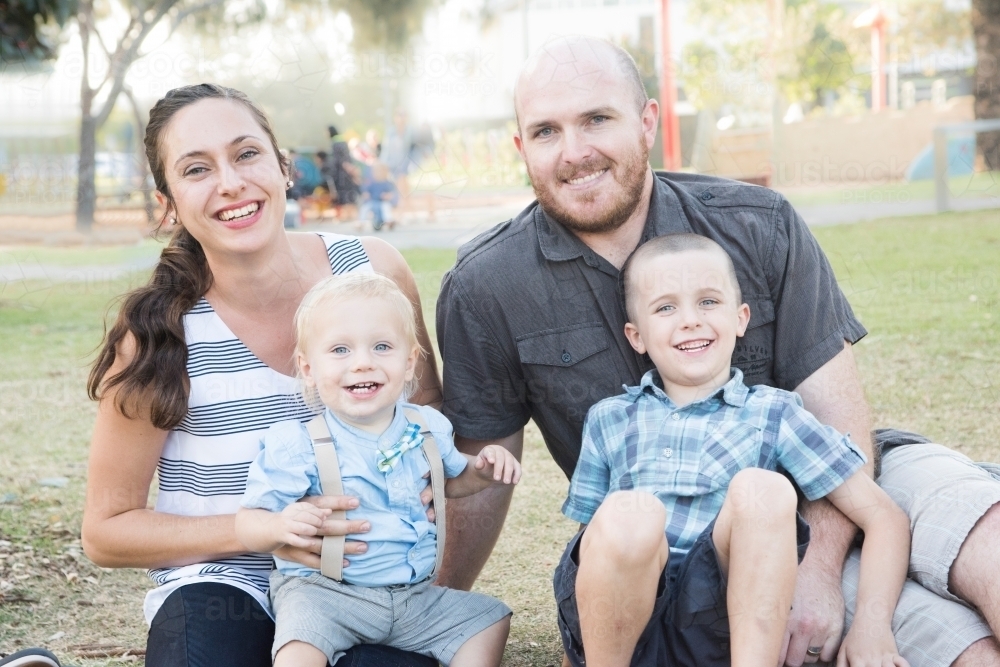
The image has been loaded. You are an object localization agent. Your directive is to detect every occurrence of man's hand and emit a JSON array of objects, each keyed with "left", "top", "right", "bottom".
[{"left": 781, "top": 557, "right": 846, "bottom": 665}]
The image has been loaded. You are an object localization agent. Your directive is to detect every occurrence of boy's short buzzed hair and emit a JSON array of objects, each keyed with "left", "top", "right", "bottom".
[{"left": 621, "top": 233, "right": 743, "bottom": 321}]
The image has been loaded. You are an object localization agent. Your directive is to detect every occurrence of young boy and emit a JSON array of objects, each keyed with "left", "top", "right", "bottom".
[
  {"left": 556, "top": 233, "right": 911, "bottom": 667},
  {"left": 236, "top": 273, "right": 518, "bottom": 666}
]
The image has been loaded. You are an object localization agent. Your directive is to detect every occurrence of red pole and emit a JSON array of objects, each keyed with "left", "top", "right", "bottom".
[
  {"left": 871, "top": 13, "right": 886, "bottom": 112},
  {"left": 659, "top": 0, "right": 681, "bottom": 170}
]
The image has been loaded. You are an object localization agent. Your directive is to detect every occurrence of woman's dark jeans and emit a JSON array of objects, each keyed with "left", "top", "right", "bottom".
[{"left": 146, "top": 582, "right": 438, "bottom": 667}]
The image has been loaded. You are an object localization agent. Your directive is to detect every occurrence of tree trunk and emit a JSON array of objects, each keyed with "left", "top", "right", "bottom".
[
  {"left": 973, "top": 0, "right": 1000, "bottom": 169},
  {"left": 76, "top": 114, "right": 97, "bottom": 231},
  {"left": 75, "top": 0, "right": 96, "bottom": 232}
]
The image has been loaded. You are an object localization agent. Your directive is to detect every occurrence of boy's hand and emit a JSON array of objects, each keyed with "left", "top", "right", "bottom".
[
  {"left": 837, "top": 626, "right": 909, "bottom": 667},
  {"left": 473, "top": 445, "right": 522, "bottom": 485},
  {"left": 272, "top": 502, "right": 332, "bottom": 549}
]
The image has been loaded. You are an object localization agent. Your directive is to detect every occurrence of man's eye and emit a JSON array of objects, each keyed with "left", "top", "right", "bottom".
[
  {"left": 536, "top": 127, "right": 553, "bottom": 138},
  {"left": 592, "top": 115, "right": 609, "bottom": 124}
]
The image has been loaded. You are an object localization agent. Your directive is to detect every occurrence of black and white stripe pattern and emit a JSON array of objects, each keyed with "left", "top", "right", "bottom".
[
  {"left": 156, "top": 459, "right": 254, "bottom": 497},
  {"left": 187, "top": 339, "right": 267, "bottom": 378},
  {"left": 176, "top": 394, "right": 317, "bottom": 437},
  {"left": 143, "top": 234, "right": 373, "bottom": 622}
]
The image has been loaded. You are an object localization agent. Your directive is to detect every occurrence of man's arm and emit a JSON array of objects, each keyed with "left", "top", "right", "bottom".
[
  {"left": 781, "top": 341, "right": 874, "bottom": 666},
  {"left": 434, "top": 429, "right": 524, "bottom": 591}
]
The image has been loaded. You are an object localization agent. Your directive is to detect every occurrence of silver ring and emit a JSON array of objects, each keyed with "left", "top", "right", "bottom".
[{"left": 806, "top": 647, "right": 822, "bottom": 656}]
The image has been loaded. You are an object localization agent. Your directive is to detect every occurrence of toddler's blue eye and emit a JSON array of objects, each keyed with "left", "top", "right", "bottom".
[
  {"left": 374, "top": 343, "right": 390, "bottom": 352},
  {"left": 332, "top": 346, "right": 348, "bottom": 354}
]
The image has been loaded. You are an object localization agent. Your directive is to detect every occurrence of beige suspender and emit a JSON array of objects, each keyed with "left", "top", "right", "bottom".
[
  {"left": 306, "top": 410, "right": 447, "bottom": 581},
  {"left": 306, "top": 416, "right": 348, "bottom": 581}
]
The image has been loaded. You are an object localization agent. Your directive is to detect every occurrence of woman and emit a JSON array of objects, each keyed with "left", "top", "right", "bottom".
[{"left": 82, "top": 84, "right": 439, "bottom": 667}]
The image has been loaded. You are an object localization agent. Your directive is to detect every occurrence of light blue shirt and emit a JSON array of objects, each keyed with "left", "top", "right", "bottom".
[{"left": 241, "top": 402, "right": 468, "bottom": 586}]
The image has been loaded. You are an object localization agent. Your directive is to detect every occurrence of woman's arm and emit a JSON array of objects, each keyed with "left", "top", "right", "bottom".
[
  {"left": 362, "top": 237, "right": 442, "bottom": 409},
  {"left": 82, "top": 338, "right": 248, "bottom": 569}
]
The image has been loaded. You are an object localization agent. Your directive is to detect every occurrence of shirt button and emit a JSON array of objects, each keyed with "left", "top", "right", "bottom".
[
  {"left": 701, "top": 191, "right": 714, "bottom": 201},
  {"left": 392, "top": 480, "right": 401, "bottom": 488},
  {"left": 561, "top": 352, "right": 572, "bottom": 363},
  {"left": 663, "top": 448, "right": 673, "bottom": 458},
  {"left": 671, "top": 413, "right": 680, "bottom": 421}
]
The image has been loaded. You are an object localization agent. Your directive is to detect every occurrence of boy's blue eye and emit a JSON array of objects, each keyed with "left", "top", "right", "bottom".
[
  {"left": 700, "top": 299, "right": 719, "bottom": 307},
  {"left": 374, "top": 343, "right": 390, "bottom": 352}
]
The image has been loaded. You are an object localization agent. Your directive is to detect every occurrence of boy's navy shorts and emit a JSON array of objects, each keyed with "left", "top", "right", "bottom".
[{"left": 553, "top": 514, "right": 810, "bottom": 667}]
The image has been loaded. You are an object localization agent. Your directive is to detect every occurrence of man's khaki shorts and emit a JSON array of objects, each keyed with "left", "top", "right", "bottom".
[{"left": 841, "top": 443, "right": 1000, "bottom": 666}]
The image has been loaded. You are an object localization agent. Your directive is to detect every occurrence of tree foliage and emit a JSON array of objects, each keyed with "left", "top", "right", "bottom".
[{"left": 0, "top": 0, "right": 77, "bottom": 63}]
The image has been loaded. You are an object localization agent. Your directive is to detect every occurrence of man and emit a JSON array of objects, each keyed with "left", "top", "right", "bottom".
[{"left": 435, "top": 36, "right": 1000, "bottom": 666}]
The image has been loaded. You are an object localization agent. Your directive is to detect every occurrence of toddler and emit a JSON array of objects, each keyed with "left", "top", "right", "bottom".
[{"left": 236, "top": 272, "right": 518, "bottom": 666}]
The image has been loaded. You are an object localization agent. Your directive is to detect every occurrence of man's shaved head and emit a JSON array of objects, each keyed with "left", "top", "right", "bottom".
[{"left": 514, "top": 36, "right": 648, "bottom": 130}]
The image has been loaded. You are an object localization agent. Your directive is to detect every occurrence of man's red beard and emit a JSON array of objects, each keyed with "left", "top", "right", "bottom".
[{"left": 528, "top": 133, "right": 649, "bottom": 235}]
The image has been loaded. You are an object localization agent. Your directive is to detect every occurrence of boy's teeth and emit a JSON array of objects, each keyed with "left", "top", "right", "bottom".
[
  {"left": 219, "top": 202, "right": 259, "bottom": 221},
  {"left": 677, "top": 341, "right": 710, "bottom": 351}
]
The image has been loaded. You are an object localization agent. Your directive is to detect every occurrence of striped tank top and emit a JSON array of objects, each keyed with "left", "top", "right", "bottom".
[{"left": 142, "top": 233, "right": 372, "bottom": 624}]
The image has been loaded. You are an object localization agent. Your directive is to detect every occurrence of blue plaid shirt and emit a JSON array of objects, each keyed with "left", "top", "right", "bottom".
[{"left": 563, "top": 368, "right": 867, "bottom": 559}]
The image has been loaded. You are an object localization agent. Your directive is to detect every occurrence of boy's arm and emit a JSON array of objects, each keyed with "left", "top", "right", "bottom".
[
  {"left": 235, "top": 505, "right": 329, "bottom": 553},
  {"left": 824, "top": 472, "right": 910, "bottom": 662},
  {"left": 445, "top": 446, "right": 521, "bottom": 498}
]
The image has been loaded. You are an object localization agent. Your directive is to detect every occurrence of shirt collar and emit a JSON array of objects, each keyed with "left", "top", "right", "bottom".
[
  {"left": 624, "top": 367, "right": 749, "bottom": 409},
  {"left": 536, "top": 172, "right": 692, "bottom": 265},
  {"left": 323, "top": 402, "right": 410, "bottom": 449}
]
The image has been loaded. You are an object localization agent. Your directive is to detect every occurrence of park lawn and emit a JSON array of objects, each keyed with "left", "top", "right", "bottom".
[{"left": 1, "top": 210, "right": 999, "bottom": 665}]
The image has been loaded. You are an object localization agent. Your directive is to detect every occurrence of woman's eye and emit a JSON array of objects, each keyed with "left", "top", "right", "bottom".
[
  {"left": 184, "top": 166, "right": 206, "bottom": 177},
  {"left": 238, "top": 148, "right": 259, "bottom": 160}
]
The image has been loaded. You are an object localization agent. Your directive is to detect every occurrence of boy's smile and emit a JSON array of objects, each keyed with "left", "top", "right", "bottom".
[
  {"left": 623, "top": 248, "right": 750, "bottom": 406},
  {"left": 298, "top": 296, "right": 418, "bottom": 434}
]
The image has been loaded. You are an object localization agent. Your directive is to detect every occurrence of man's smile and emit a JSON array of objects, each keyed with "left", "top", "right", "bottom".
[{"left": 566, "top": 169, "right": 608, "bottom": 186}]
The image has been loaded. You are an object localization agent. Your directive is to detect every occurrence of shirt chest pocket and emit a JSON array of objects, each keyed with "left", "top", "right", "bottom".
[
  {"left": 696, "top": 422, "right": 765, "bottom": 492},
  {"left": 733, "top": 298, "right": 775, "bottom": 385},
  {"left": 515, "top": 324, "right": 611, "bottom": 417}
]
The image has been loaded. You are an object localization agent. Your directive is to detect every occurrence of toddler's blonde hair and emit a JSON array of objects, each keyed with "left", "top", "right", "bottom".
[{"left": 294, "top": 272, "right": 422, "bottom": 408}]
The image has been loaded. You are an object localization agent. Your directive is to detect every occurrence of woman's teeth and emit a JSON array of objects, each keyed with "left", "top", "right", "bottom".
[
  {"left": 567, "top": 169, "right": 607, "bottom": 185},
  {"left": 219, "top": 202, "right": 259, "bottom": 221}
]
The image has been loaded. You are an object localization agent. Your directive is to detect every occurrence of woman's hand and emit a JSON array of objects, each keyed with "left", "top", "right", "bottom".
[{"left": 837, "top": 626, "right": 909, "bottom": 667}]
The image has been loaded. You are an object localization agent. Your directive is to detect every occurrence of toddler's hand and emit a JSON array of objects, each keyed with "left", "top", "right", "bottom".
[
  {"left": 837, "top": 626, "right": 909, "bottom": 667},
  {"left": 474, "top": 445, "right": 521, "bottom": 485},
  {"left": 273, "top": 502, "right": 332, "bottom": 549}
]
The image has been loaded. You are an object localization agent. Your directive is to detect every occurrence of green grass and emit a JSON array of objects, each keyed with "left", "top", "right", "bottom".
[{"left": 1, "top": 212, "right": 999, "bottom": 664}]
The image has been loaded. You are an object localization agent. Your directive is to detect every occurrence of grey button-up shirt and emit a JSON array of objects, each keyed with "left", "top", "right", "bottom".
[{"left": 436, "top": 172, "right": 866, "bottom": 479}]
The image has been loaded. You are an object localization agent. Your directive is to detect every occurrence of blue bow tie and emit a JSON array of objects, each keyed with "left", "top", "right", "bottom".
[{"left": 376, "top": 423, "right": 424, "bottom": 473}]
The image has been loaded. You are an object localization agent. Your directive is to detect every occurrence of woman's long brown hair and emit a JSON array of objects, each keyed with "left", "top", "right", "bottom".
[{"left": 87, "top": 84, "right": 290, "bottom": 430}]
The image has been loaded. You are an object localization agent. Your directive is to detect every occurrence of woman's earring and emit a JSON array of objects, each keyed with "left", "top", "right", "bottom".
[{"left": 286, "top": 180, "right": 294, "bottom": 190}]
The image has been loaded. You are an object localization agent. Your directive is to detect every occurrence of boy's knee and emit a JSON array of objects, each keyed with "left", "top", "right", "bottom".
[
  {"left": 727, "top": 469, "right": 797, "bottom": 519},
  {"left": 586, "top": 491, "right": 665, "bottom": 559}
]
